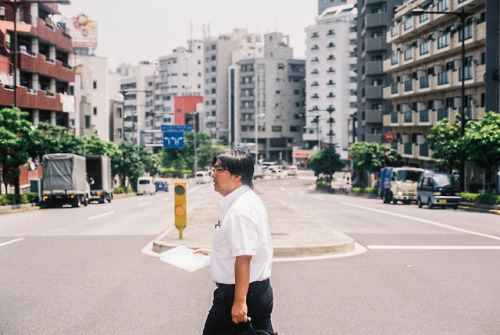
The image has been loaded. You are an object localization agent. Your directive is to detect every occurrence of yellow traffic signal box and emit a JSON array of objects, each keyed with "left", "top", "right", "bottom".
[{"left": 174, "top": 182, "right": 187, "bottom": 239}]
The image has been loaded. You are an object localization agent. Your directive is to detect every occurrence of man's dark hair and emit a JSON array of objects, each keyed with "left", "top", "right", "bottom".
[{"left": 213, "top": 150, "right": 254, "bottom": 187}]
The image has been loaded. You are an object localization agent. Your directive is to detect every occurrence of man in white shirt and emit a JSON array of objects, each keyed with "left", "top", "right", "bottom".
[{"left": 195, "top": 150, "right": 275, "bottom": 335}]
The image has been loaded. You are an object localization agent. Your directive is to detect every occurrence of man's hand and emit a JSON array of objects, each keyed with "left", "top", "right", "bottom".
[
  {"left": 193, "top": 248, "right": 211, "bottom": 256},
  {"left": 231, "top": 300, "right": 248, "bottom": 324}
]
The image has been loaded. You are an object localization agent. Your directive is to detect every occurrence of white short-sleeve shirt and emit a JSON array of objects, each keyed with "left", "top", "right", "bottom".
[{"left": 209, "top": 185, "right": 273, "bottom": 284}]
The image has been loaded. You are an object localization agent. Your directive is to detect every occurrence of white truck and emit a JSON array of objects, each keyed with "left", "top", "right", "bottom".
[
  {"left": 379, "top": 167, "right": 424, "bottom": 205},
  {"left": 42, "top": 153, "right": 90, "bottom": 208}
]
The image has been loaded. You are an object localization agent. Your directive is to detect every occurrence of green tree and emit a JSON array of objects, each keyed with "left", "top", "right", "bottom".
[
  {"left": 348, "top": 142, "right": 402, "bottom": 188},
  {"left": 159, "top": 131, "right": 225, "bottom": 176},
  {"left": 116, "top": 142, "right": 143, "bottom": 190},
  {"left": 462, "top": 112, "right": 500, "bottom": 193},
  {"left": 0, "top": 108, "right": 32, "bottom": 196},
  {"left": 427, "top": 118, "right": 462, "bottom": 173},
  {"left": 307, "top": 147, "right": 343, "bottom": 186}
]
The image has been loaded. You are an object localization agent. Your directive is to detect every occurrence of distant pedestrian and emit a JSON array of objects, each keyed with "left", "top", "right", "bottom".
[{"left": 195, "top": 150, "right": 276, "bottom": 335}]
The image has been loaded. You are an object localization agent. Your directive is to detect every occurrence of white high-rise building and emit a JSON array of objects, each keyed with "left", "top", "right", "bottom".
[
  {"left": 119, "top": 61, "right": 156, "bottom": 146},
  {"left": 150, "top": 40, "right": 204, "bottom": 145},
  {"left": 71, "top": 56, "right": 122, "bottom": 142},
  {"left": 304, "top": 4, "right": 358, "bottom": 160},
  {"left": 233, "top": 33, "right": 306, "bottom": 163},
  {"left": 203, "top": 29, "right": 264, "bottom": 146}
]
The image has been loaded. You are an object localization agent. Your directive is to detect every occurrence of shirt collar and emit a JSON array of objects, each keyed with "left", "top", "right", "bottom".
[{"left": 218, "top": 185, "right": 250, "bottom": 212}]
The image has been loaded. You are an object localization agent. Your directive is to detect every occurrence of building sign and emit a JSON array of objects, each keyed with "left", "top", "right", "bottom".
[{"left": 68, "top": 14, "right": 98, "bottom": 48}]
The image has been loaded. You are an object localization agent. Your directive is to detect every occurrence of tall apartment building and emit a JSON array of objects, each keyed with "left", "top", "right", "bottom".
[
  {"left": 150, "top": 40, "right": 204, "bottom": 145},
  {"left": 356, "top": 0, "right": 400, "bottom": 144},
  {"left": 304, "top": 4, "right": 358, "bottom": 160},
  {"left": 203, "top": 28, "right": 264, "bottom": 146},
  {"left": 383, "top": 0, "right": 486, "bottom": 169},
  {"left": 233, "top": 33, "right": 305, "bottom": 163},
  {"left": 0, "top": 1, "right": 74, "bottom": 127},
  {"left": 318, "top": 0, "right": 349, "bottom": 14},
  {"left": 71, "top": 56, "right": 122, "bottom": 141},
  {"left": 119, "top": 61, "right": 155, "bottom": 146}
]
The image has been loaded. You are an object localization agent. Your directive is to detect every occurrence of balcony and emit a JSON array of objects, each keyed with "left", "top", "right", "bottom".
[
  {"left": 240, "top": 82, "right": 255, "bottom": 89},
  {"left": 365, "top": 12, "right": 391, "bottom": 29},
  {"left": 365, "top": 109, "right": 383, "bottom": 124},
  {"left": 365, "top": 61, "right": 383, "bottom": 76},
  {"left": 19, "top": 53, "right": 74, "bottom": 83},
  {"left": 240, "top": 94, "right": 255, "bottom": 102},
  {"left": 365, "top": 85, "right": 383, "bottom": 100},
  {"left": 365, "top": 37, "right": 386, "bottom": 52},
  {"left": 0, "top": 85, "right": 66, "bottom": 112}
]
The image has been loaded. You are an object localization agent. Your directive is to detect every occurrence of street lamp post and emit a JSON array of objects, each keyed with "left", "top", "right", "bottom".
[
  {"left": 4, "top": 0, "right": 71, "bottom": 108},
  {"left": 186, "top": 112, "right": 198, "bottom": 175},
  {"left": 412, "top": 6, "right": 472, "bottom": 192}
]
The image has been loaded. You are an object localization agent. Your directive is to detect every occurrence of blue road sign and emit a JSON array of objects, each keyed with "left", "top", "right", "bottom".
[
  {"left": 163, "top": 132, "right": 185, "bottom": 148},
  {"left": 161, "top": 125, "right": 193, "bottom": 132}
]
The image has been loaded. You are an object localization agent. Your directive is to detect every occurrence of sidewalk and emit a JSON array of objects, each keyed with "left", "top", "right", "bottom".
[{"left": 152, "top": 187, "right": 356, "bottom": 258}]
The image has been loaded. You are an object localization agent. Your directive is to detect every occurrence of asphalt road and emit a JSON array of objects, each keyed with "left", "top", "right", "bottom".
[{"left": 1, "top": 172, "right": 499, "bottom": 334}]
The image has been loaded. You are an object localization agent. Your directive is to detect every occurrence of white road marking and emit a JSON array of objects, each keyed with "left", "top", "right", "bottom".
[
  {"left": 138, "top": 202, "right": 150, "bottom": 207},
  {"left": 88, "top": 211, "right": 115, "bottom": 220},
  {"left": 368, "top": 245, "right": 500, "bottom": 250},
  {"left": 0, "top": 238, "right": 24, "bottom": 247},
  {"left": 342, "top": 202, "right": 500, "bottom": 241}
]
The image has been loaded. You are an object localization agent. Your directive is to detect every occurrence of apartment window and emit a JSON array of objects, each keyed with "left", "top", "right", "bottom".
[
  {"left": 419, "top": 143, "right": 429, "bottom": 157},
  {"left": 437, "top": 34, "right": 449, "bottom": 49},
  {"left": 116, "top": 107, "right": 122, "bottom": 118},
  {"left": 391, "top": 112, "right": 398, "bottom": 123},
  {"left": 327, "top": 29, "right": 335, "bottom": 36},
  {"left": 419, "top": 76, "right": 429, "bottom": 88},
  {"left": 404, "top": 111, "right": 413, "bottom": 123},
  {"left": 404, "top": 17, "right": 413, "bottom": 31},
  {"left": 93, "top": 107, "right": 97, "bottom": 115},
  {"left": 404, "top": 48, "right": 413, "bottom": 61},
  {"left": 438, "top": 108, "right": 449, "bottom": 120},
  {"left": 391, "top": 83, "right": 398, "bottom": 94},
  {"left": 404, "top": 79, "right": 413, "bottom": 92},
  {"left": 419, "top": 109, "right": 429, "bottom": 122},
  {"left": 85, "top": 115, "right": 91, "bottom": 128},
  {"left": 459, "top": 57, "right": 473, "bottom": 81},
  {"left": 404, "top": 142, "right": 413, "bottom": 155},
  {"left": 278, "top": 63, "right": 285, "bottom": 69},
  {"left": 437, "top": 71, "right": 449, "bottom": 85},
  {"left": 391, "top": 54, "right": 399, "bottom": 65},
  {"left": 419, "top": 12, "right": 430, "bottom": 23},
  {"left": 459, "top": 18, "right": 474, "bottom": 41},
  {"left": 311, "top": 32, "right": 319, "bottom": 38},
  {"left": 419, "top": 41, "right": 430, "bottom": 55},
  {"left": 437, "top": 0, "right": 449, "bottom": 11},
  {"left": 93, "top": 80, "right": 97, "bottom": 89}
]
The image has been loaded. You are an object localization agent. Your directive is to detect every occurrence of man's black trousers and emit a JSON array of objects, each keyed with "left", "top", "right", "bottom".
[{"left": 202, "top": 279, "right": 274, "bottom": 335}]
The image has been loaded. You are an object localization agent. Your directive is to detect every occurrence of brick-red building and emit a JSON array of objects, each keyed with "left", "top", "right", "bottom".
[
  {"left": 174, "top": 95, "right": 203, "bottom": 129},
  {"left": 0, "top": 1, "right": 75, "bottom": 127}
]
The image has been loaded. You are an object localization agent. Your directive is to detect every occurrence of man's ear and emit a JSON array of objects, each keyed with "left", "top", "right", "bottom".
[{"left": 232, "top": 174, "right": 243, "bottom": 184}]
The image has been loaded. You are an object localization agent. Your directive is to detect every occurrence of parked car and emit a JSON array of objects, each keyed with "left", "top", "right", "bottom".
[
  {"left": 287, "top": 165, "right": 298, "bottom": 176},
  {"left": 137, "top": 177, "right": 156, "bottom": 195},
  {"left": 270, "top": 167, "right": 287, "bottom": 179},
  {"left": 155, "top": 180, "right": 169, "bottom": 192},
  {"left": 196, "top": 171, "right": 212, "bottom": 184},
  {"left": 417, "top": 171, "right": 460, "bottom": 209}
]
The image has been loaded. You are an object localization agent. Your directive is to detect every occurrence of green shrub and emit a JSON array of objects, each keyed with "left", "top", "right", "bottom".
[
  {"left": 25, "top": 192, "right": 39, "bottom": 203},
  {"left": 0, "top": 195, "right": 9, "bottom": 206},
  {"left": 461, "top": 192, "right": 500, "bottom": 205},
  {"left": 114, "top": 187, "right": 133, "bottom": 194},
  {"left": 351, "top": 187, "right": 362, "bottom": 194}
]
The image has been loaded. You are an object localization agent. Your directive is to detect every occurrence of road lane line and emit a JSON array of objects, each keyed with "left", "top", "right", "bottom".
[
  {"left": 368, "top": 245, "right": 500, "bottom": 250},
  {"left": 88, "top": 211, "right": 115, "bottom": 220},
  {"left": 0, "top": 238, "right": 24, "bottom": 247},
  {"left": 342, "top": 202, "right": 500, "bottom": 242}
]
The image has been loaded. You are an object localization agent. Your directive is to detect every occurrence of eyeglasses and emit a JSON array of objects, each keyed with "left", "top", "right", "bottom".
[{"left": 211, "top": 167, "right": 228, "bottom": 174}]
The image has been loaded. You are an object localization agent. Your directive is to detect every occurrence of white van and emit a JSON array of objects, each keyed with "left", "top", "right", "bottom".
[
  {"left": 196, "top": 171, "right": 212, "bottom": 184},
  {"left": 137, "top": 177, "right": 156, "bottom": 195}
]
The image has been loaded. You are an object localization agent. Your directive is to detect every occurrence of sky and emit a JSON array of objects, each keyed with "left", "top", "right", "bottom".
[{"left": 59, "top": 0, "right": 318, "bottom": 70}]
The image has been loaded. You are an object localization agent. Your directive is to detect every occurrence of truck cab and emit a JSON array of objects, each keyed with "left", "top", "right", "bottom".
[{"left": 379, "top": 167, "right": 424, "bottom": 204}]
